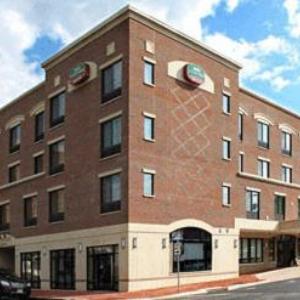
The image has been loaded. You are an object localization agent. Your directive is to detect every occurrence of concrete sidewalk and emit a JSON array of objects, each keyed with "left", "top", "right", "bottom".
[{"left": 31, "top": 275, "right": 259, "bottom": 300}]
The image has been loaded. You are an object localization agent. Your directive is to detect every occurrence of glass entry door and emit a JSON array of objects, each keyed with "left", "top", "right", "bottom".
[{"left": 87, "top": 245, "right": 118, "bottom": 291}]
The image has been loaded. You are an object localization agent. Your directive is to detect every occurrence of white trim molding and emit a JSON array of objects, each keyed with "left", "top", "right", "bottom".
[
  {"left": 258, "top": 156, "right": 271, "bottom": 162},
  {"left": 47, "top": 87, "right": 66, "bottom": 99},
  {"left": 274, "top": 192, "right": 287, "bottom": 197},
  {"left": 23, "top": 192, "right": 38, "bottom": 199},
  {"left": 47, "top": 185, "right": 66, "bottom": 193},
  {"left": 33, "top": 151, "right": 45, "bottom": 157},
  {"left": 7, "top": 160, "right": 20, "bottom": 168},
  {"left": 142, "top": 168, "right": 156, "bottom": 174},
  {"left": 222, "top": 136, "right": 232, "bottom": 141},
  {"left": 222, "top": 182, "right": 232, "bottom": 187},
  {"left": 278, "top": 123, "right": 297, "bottom": 135},
  {"left": 47, "top": 135, "right": 65, "bottom": 145},
  {"left": 98, "top": 168, "right": 122, "bottom": 178},
  {"left": 143, "top": 56, "right": 156, "bottom": 64},
  {"left": 246, "top": 186, "right": 261, "bottom": 192},
  {"left": 238, "top": 106, "right": 249, "bottom": 116},
  {"left": 98, "top": 111, "right": 122, "bottom": 124},
  {"left": 254, "top": 113, "right": 275, "bottom": 126},
  {"left": 143, "top": 111, "right": 156, "bottom": 119},
  {"left": 5, "top": 115, "right": 25, "bottom": 130},
  {"left": 0, "top": 200, "right": 10, "bottom": 206},
  {"left": 99, "top": 54, "right": 123, "bottom": 70},
  {"left": 30, "top": 102, "right": 45, "bottom": 116}
]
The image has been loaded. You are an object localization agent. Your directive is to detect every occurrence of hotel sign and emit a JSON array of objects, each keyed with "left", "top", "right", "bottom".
[
  {"left": 69, "top": 63, "right": 90, "bottom": 85},
  {"left": 183, "top": 64, "right": 205, "bottom": 86}
]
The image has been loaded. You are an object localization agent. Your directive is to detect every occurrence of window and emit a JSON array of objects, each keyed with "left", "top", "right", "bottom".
[
  {"left": 222, "top": 94, "right": 230, "bottom": 114},
  {"left": 49, "top": 140, "right": 65, "bottom": 175},
  {"left": 102, "top": 60, "right": 122, "bottom": 102},
  {"left": 9, "top": 124, "right": 21, "bottom": 153},
  {"left": 257, "top": 122, "right": 269, "bottom": 148},
  {"left": 222, "top": 138, "right": 231, "bottom": 160},
  {"left": 35, "top": 111, "right": 45, "bottom": 141},
  {"left": 50, "top": 93, "right": 65, "bottom": 127},
  {"left": 282, "top": 131, "right": 292, "bottom": 156},
  {"left": 238, "top": 113, "right": 243, "bottom": 140},
  {"left": 50, "top": 249, "right": 75, "bottom": 290},
  {"left": 239, "top": 153, "right": 244, "bottom": 172},
  {"left": 100, "top": 173, "right": 121, "bottom": 213},
  {"left": 268, "top": 238, "right": 276, "bottom": 262},
  {"left": 246, "top": 190, "right": 260, "bottom": 219},
  {"left": 144, "top": 61, "right": 155, "bottom": 85},
  {"left": 0, "top": 204, "right": 10, "bottom": 231},
  {"left": 281, "top": 165, "right": 292, "bottom": 183},
  {"left": 143, "top": 171, "right": 155, "bottom": 197},
  {"left": 49, "top": 189, "right": 64, "bottom": 222},
  {"left": 101, "top": 117, "right": 121, "bottom": 158},
  {"left": 171, "top": 228, "right": 212, "bottom": 272},
  {"left": 87, "top": 245, "right": 119, "bottom": 291},
  {"left": 24, "top": 196, "right": 37, "bottom": 227},
  {"left": 21, "top": 252, "right": 41, "bottom": 289},
  {"left": 8, "top": 164, "right": 20, "bottom": 183},
  {"left": 222, "top": 185, "right": 231, "bottom": 206},
  {"left": 144, "top": 116, "right": 155, "bottom": 141},
  {"left": 34, "top": 154, "right": 44, "bottom": 174},
  {"left": 274, "top": 195, "right": 286, "bottom": 221},
  {"left": 257, "top": 159, "right": 270, "bottom": 178},
  {"left": 240, "top": 238, "right": 264, "bottom": 264}
]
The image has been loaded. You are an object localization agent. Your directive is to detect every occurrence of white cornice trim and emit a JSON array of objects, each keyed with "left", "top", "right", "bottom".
[
  {"left": 98, "top": 168, "right": 122, "bottom": 178},
  {"left": 5, "top": 115, "right": 25, "bottom": 130},
  {"left": 278, "top": 123, "right": 297, "bottom": 135},
  {"left": 254, "top": 113, "right": 274, "bottom": 126},
  {"left": 98, "top": 111, "right": 122, "bottom": 124}
]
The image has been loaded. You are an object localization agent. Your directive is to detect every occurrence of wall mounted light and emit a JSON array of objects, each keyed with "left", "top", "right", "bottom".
[
  {"left": 214, "top": 239, "right": 218, "bottom": 249},
  {"left": 78, "top": 242, "right": 83, "bottom": 253},
  {"left": 162, "top": 238, "right": 167, "bottom": 249},
  {"left": 121, "top": 238, "right": 126, "bottom": 250},
  {"left": 132, "top": 237, "right": 137, "bottom": 249},
  {"left": 234, "top": 239, "right": 238, "bottom": 249}
]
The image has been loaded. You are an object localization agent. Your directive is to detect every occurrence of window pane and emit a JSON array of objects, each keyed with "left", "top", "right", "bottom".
[
  {"left": 144, "top": 62, "right": 154, "bottom": 85},
  {"left": 144, "top": 173, "right": 154, "bottom": 196},
  {"left": 144, "top": 117, "right": 154, "bottom": 140}
]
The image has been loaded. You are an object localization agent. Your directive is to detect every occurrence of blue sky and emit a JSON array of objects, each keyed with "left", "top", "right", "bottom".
[{"left": 1, "top": 0, "right": 300, "bottom": 113}]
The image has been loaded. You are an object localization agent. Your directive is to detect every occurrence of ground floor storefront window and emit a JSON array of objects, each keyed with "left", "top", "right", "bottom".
[
  {"left": 87, "top": 245, "right": 119, "bottom": 291},
  {"left": 240, "top": 238, "right": 263, "bottom": 264},
  {"left": 50, "top": 249, "right": 75, "bottom": 290},
  {"left": 170, "top": 227, "right": 212, "bottom": 272},
  {"left": 20, "top": 252, "right": 41, "bottom": 289}
]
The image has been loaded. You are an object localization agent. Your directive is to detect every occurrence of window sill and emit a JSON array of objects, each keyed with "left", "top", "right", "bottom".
[
  {"left": 143, "top": 194, "right": 156, "bottom": 198},
  {"left": 99, "top": 210, "right": 122, "bottom": 216},
  {"left": 0, "top": 172, "right": 45, "bottom": 191},
  {"left": 48, "top": 170, "right": 64, "bottom": 177},
  {"left": 143, "top": 138, "right": 156, "bottom": 143},
  {"left": 100, "top": 152, "right": 121, "bottom": 161},
  {"left": 257, "top": 145, "right": 270, "bottom": 151},
  {"left": 49, "top": 122, "right": 64, "bottom": 132},
  {"left": 222, "top": 204, "right": 231, "bottom": 208},
  {"left": 222, "top": 112, "right": 231, "bottom": 116},
  {"left": 100, "top": 95, "right": 122, "bottom": 106},
  {"left": 143, "top": 82, "right": 156, "bottom": 88},
  {"left": 222, "top": 158, "right": 231, "bottom": 162}
]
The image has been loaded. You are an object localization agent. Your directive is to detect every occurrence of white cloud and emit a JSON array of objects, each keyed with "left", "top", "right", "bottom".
[
  {"left": 226, "top": 0, "right": 242, "bottom": 12},
  {"left": 284, "top": 0, "right": 300, "bottom": 38},
  {"left": 204, "top": 32, "right": 298, "bottom": 90}
]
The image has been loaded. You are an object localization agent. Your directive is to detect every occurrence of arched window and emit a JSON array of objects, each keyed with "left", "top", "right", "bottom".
[{"left": 170, "top": 227, "right": 212, "bottom": 272}]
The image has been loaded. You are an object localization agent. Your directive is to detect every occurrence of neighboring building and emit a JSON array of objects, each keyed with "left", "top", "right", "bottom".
[{"left": 0, "top": 5, "right": 300, "bottom": 292}]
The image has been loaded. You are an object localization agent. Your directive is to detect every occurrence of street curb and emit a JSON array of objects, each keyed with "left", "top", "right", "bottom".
[{"left": 228, "top": 279, "right": 269, "bottom": 291}]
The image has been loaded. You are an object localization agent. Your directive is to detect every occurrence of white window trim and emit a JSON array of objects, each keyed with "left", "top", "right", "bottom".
[
  {"left": 222, "top": 136, "right": 232, "bottom": 141},
  {"left": 47, "top": 185, "right": 66, "bottom": 193},
  {"left": 142, "top": 168, "right": 156, "bottom": 174},
  {"left": 30, "top": 102, "right": 45, "bottom": 117},
  {"left": 98, "top": 168, "right": 122, "bottom": 178},
  {"left": 222, "top": 182, "right": 232, "bottom": 187},
  {"left": 143, "top": 111, "right": 156, "bottom": 119},
  {"left": 47, "top": 135, "right": 65, "bottom": 145},
  {"left": 254, "top": 113, "right": 274, "bottom": 126},
  {"left": 47, "top": 86, "right": 66, "bottom": 99},
  {"left": 99, "top": 54, "right": 123, "bottom": 70},
  {"left": 274, "top": 192, "right": 287, "bottom": 197},
  {"left": 279, "top": 124, "right": 297, "bottom": 135},
  {"left": 258, "top": 156, "right": 271, "bottom": 162},
  {"left": 143, "top": 56, "right": 156, "bottom": 64},
  {"left": 246, "top": 187, "right": 261, "bottom": 192},
  {"left": 98, "top": 111, "right": 122, "bottom": 124},
  {"left": 222, "top": 90, "right": 231, "bottom": 96},
  {"left": 239, "top": 106, "right": 249, "bottom": 116},
  {"left": 33, "top": 150, "right": 45, "bottom": 157},
  {"left": 23, "top": 192, "right": 38, "bottom": 199},
  {"left": 5, "top": 115, "right": 25, "bottom": 130},
  {"left": 8, "top": 160, "right": 20, "bottom": 168},
  {"left": 282, "top": 163, "right": 293, "bottom": 169}
]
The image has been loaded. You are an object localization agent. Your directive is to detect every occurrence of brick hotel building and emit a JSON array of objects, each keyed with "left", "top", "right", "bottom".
[{"left": 0, "top": 5, "right": 300, "bottom": 292}]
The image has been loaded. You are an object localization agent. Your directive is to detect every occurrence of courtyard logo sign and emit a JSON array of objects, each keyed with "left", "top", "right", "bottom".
[
  {"left": 183, "top": 64, "right": 205, "bottom": 86},
  {"left": 69, "top": 63, "right": 90, "bottom": 85}
]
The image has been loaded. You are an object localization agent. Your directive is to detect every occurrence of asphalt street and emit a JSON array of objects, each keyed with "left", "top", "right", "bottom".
[{"left": 167, "top": 278, "right": 300, "bottom": 300}]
